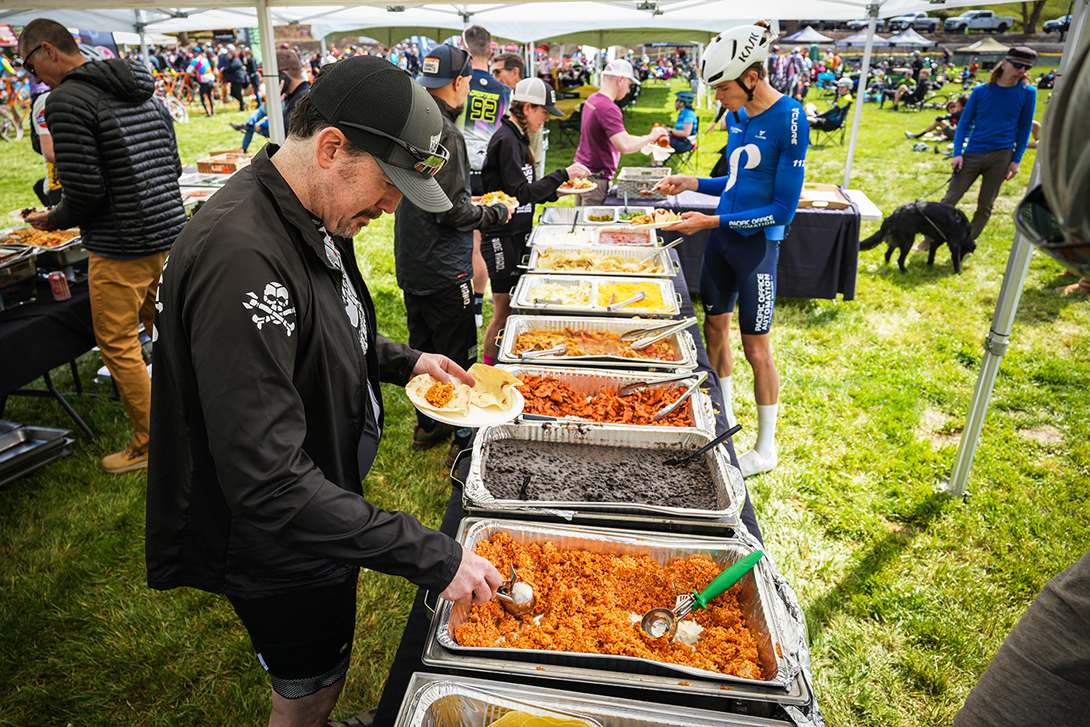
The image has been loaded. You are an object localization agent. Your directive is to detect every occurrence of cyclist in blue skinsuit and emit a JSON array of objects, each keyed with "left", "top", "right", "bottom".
[{"left": 658, "top": 21, "right": 807, "bottom": 478}]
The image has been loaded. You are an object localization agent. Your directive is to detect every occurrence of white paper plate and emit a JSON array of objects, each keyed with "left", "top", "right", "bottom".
[
  {"left": 621, "top": 219, "right": 683, "bottom": 231},
  {"left": 641, "top": 143, "right": 675, "bottom": 156},
  {"left": 556, "top": 185, "right": 595, "bottom": 195},
  {"left": 416, "top": 388, "right": 525, "bottom": 428}
]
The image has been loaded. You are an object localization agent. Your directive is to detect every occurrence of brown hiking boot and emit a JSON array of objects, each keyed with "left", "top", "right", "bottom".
[
  {"left": 101, "top": 448, "right": 148, "bottom": 474},
  {"left": 412, "top": 422, "right": 454, "bottom": 451}
]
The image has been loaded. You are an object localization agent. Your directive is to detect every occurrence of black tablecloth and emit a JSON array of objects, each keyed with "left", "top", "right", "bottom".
[
  {"left": 0, "top": 270, "right": 95, "bottom": 397},
  {"left": 603, "top": 188, "right": 861, "bottom": 301},
  {"left": 369, "top": 249, "right": 765, "bottom": 727}
]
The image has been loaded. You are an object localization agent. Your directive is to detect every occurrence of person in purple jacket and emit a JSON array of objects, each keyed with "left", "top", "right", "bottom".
[{"left": 939, "top": 47, "right": 1038, "bottom": 243}]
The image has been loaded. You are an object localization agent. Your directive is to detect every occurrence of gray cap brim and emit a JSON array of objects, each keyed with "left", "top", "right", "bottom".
[
  {"left": 545, "top": 102, "right": 563, "bottom": 116},
  {"left": 376, "top": 157, "right": 452, "bottom": 213}
]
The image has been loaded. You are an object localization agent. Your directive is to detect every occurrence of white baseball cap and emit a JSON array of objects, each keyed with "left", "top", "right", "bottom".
[
  {"left": 511, "top": 77, "right": 562, "bottom": 116},
  {"left": 602, "top": 58, "right": 640, "bottom": 85}
]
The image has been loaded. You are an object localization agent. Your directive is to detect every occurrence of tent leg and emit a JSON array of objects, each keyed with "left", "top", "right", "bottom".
[
  {"left": 843, "top": 6, "right": 878, "bottom": 187},
  {"left": 256, "top": 0, "right": 284, "bottom": 144}
]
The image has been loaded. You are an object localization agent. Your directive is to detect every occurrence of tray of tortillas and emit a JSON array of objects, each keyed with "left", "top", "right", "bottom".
[
  {"left": 406, "top": 364, "right": 525, "bottom": 427},
  {"left": 797, "top": 183, "right": 852, "bottom": 210}
]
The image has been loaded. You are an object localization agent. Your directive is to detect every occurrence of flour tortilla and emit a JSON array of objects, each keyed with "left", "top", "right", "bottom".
[
  {"left": 468, "top": 364, "right": 521, "bottom": 410},
  {"left": 405, "top": 374, "right": 471, "bottom": 416}
]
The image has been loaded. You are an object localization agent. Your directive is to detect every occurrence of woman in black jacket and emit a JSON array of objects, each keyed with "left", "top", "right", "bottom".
[{"left": 479, "top": 77, "right": 589, "bottom": 363}]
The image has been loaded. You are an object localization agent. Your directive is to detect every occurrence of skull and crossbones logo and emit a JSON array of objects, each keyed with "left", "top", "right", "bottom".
[{"left": 243, "top": 282, "right": 296, "bottom": 336}]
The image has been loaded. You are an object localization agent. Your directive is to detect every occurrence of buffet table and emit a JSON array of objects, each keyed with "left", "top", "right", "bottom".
[
  {"left": 0, "top": 267, "right": 96, "bottom": 437},
  {"left": 603, "top": 188, "right": 862, "bottom": 301},
  {"left": 365, "top": 248, "right": 822, "bottom": 727}
]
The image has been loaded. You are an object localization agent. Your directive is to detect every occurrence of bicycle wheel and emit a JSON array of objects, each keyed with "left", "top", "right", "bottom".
[
  {"left": 0, "top": 109, "right": 23, "bottom": 142},
  {"left": 925, "top": 93, "right": 949, "bottom": 110},
  {"left": 166, "top": 96, "right": 189, "bottom": 124}
]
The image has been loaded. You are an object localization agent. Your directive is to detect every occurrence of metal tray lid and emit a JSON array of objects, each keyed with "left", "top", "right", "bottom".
[{"left": 397, "top": 673, "right": 796, "bottom": 727}]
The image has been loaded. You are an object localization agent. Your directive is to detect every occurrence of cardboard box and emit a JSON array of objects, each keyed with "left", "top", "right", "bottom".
[{"left": 798, "top": 183, "right": 852, "bottom": 210}]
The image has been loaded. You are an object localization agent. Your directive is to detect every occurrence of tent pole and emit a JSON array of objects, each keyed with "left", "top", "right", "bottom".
[
  {"left": 842, "top": 3, "right": 878, "bottom": 188},
  {"left": 135, "top": 10, "right": 149, "bottom": 71},
  {"left": 944, "top": 0, "right": 1087, "bottom": 499},
  {"left": 257, "top": 0, "right": 284, "bottom": 145}
]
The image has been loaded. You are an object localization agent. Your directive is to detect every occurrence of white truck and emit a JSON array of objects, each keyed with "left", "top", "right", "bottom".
[
  {"left": 943, "top": 10, "right": 1017, "bottom": 33},
  {"left": 888, "top": 12, "right": 940, "bottom": 32}
]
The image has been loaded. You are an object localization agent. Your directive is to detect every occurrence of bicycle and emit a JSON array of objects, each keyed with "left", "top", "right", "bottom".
[
  {"left": 155, "top": 79, "right": 189, "bottom": 124},
  {"left": 0, "top": 76, "right": 31, "bottom": 142}
]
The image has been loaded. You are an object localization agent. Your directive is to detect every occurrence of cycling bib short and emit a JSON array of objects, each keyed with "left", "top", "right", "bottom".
[{"left": 700, "top": 229, "right": 779, "bottom": 335}]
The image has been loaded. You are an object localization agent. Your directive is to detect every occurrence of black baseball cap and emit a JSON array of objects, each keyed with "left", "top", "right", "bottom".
[
  {"left": 308, "top": 56, "right": 452, "bottom": 212},
  {"left": 418, "top": 43, "right": 472, "bottom": 89}
]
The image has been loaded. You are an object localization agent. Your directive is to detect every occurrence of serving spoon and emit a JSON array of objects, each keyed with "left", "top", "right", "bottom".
[{"left": 641, "top": 550, "right": 764, "bottom": 639}]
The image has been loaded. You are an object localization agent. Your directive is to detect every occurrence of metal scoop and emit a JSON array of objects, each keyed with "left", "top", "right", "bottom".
[
  {"left": 607, "top": 291, "right": 646, "bottom": 311},
  {"left": 618, "top": 372, "right": 701, "bottom": 397},
  {"left": 635, "top": 237, "right": 684, "bottom": 266},
  {"left": 495, "top": 564, "right": 536, "bottom": 617},
  {"left": 518, "top": 344, "right": 567, "bottom": 360},
  {"left": 650, "top": 372, "right": 708, "bottom": 422},
  {"left": 641, "top": 550, "right": 764, "bottom": 639}
]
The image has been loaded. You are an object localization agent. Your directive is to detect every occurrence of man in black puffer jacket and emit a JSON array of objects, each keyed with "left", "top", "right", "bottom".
[{"left": 20, "top": 18, "right": 187, "bottom": 475}]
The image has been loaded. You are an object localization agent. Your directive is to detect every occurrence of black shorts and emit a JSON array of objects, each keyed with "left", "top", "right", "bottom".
[
  {"left": 404, "top": 280, "right": 477, "bottom": 370},
  {"left": 480, "top": 232, "right": 530, "bottom": 295},
  {"left": 469, "top": 170, "right": 483, "bottom": 197},
  {"left": 227, "top": 577, "right": 357, "bottom": 700}
]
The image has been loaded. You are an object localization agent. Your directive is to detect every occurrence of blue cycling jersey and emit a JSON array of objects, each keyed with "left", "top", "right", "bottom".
[{"left": 697, "top": 96, "right": 808, "bottom": 241}]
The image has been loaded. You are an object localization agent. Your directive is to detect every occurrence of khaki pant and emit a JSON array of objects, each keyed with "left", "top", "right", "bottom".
[
  {"left": 88, "top": 251, "right": 169, "bottom": 454},
  {"left": 941, "top": 148, "right": 1014, "bottom": 241}
]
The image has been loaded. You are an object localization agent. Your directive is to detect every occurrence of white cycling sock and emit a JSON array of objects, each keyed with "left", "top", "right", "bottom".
[
  {"left": 753, "top": 403, "right": 778, "bottom": 457},
  {"left": 719, "top": 375, "right": 737, "bottom": 428},
  {"left": 737, "top": 403, "right": 778, "bottom": 478}
]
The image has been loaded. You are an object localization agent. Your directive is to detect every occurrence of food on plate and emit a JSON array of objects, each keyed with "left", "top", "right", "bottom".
[
  {"left": 534, "top": 247, "right": 663, "bottom": 274},
  {"left": 19, "top": 207, "right": 46, "bottom": 220},
  {"left": 453, "top": 532, "right": 764, "bottom": 680},
  {"left": 627, "top": 209, "right": 681, "bottom": 226},
  {"left": 597, "top": 281, "right": 668, "bottom": 311},
  {"left": 479, "top": 190, "right": 519, "bottom": 206},
  {"left": 405, "top": 364, "right": 521, "bottom": 417},
  {"left": 596, "top": 229, "right": 652, "bottom": 246},
  {"left": 406, "top": 374, "right": 471, "bottom": 416},
  {"left": 512, "top": 328, "right": 678, "bottom": 361},
  {"left": 0, "top": 228, "right": 79, "bottom": 248},
  {"left": 467, "top": 363, "right": 521, "bottom": 409},
  {"left": 527, "top": 281, "right": 592, "bottom": 306},
  {"left": 558, "top": 177, "right": 596, "bottom": 191},
  {"left": 517, "top": 374, "right": 693, "bottom": 426},
  {"left": 425, "top": 382, "right": 455, "bottom": 408},
  {"left": 185, "top": 190, "right": 215, "bottom": 198},
  {"left": 482, "top": 438, "right": 717, "bottom": 506}
]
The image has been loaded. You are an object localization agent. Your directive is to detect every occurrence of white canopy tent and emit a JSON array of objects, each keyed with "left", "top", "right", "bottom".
[
  {"left": 2, "top": 0, "right": 1087, "bottom": 495},
  {"left": 886, "top": 27, "right": 933, "bottom": 45},
  {"left": 782, "top": 25, "right": 834, "bottom": 43},
  {"left": 836, "top": 30, "right": 889, "bottom": 46}
]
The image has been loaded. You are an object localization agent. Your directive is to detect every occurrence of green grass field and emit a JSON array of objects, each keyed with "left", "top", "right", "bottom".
[{"left": 0, "top": 78, "right": 1087, "bottom": 726}]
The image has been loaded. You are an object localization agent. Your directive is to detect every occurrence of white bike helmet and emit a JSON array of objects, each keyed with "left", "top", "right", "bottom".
[
  {"left": 700, "top": 21, "right": 777, "bottom": 101},
  {"left": 1016, "top": 32, "right": 1090, "bottom": 276}
]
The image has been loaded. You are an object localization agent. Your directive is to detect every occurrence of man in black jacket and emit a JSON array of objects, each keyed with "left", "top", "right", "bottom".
[
  {"left": 146, "top": 56, "right": 502, "bottom": 725},
  {"left": 224, "top": 43, "right": 248, "bottom": 111},
  {"left": 20, "top": 18, "right": 187, "bottom": 474},
  {"left": 394, "top": 43, "right": 511, "bottom": 461}
]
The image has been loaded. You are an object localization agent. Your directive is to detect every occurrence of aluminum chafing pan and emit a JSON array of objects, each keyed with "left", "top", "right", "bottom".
[
  {"left": 0, "top": 245, "right": 36, "bottom": 286},
  {"left": 395, "top": 673, "right": 795, "bottom": 727},
  {"left": 512, "top": 275, "right": 680, "bottom": 318},
  {"left": 539, "top": 206, "right": 579, "bottom": 226},
  {"left": 434, "top": 520, "right": 796, "bottom": 689},
  {"left": 524, "top": 245, "right": 678, "bottom": 279},
  {"left": 33, "top": 238, "right": 88, "bottom": 270},
  {"left": 463, "top": 423, "right": 741, "bottom": 528},
  {"left": 496, "top": 365, "right": 716, "bottom": 434},
  {"left": 579, "top": 207, "right": 619, "bottom": 225},
  {"left": 528, "top": 225, "right": 598, "bottom": 247},
  {"left": 497, "top": 315, "right": 697, "bottom": 371}
]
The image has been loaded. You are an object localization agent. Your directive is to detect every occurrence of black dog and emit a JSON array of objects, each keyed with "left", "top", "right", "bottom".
[{"left": 859, "top": 202, "right": 975, "bottom": 273}]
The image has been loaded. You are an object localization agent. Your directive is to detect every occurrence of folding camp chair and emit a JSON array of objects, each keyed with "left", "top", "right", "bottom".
[
  {"left": 672, "top": 137, "right": 699, "bottom": 171},
  {"left": 809, "top": 101, "right": 851, "bottom": 147}
]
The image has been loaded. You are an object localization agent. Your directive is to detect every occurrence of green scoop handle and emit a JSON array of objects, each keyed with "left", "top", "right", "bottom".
[{"left": 692, "top": 550, "right": 765, "bottom": 611}]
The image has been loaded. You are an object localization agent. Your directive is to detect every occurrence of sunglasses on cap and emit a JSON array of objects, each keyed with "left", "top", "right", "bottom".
[
  {"left": 339, "top": 120, "right": 449, "bottom": 176},
  {"left": 1007, "top": 60, "right": 1032, "bottom": 70},
  {"left": 1014, "top": 185, "right": 1088, "bottom": 266},
  {"left": 20, "top": 44, "right": 44, "bottom": 76}
]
